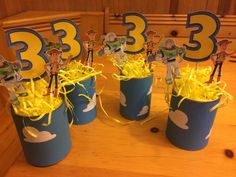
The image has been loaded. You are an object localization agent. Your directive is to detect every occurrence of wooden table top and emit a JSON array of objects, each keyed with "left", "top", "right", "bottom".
[{"left": 3, "top": 44, "right": 236, "bottom": 177}]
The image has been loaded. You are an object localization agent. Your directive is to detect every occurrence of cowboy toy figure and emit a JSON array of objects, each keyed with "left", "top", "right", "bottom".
[
  {"left": 44, "top": 43, "right": 72, "bottom": 97},
  {"left": 207, "top": 39, "right": 236, "bottom": 83},
  {"left": 157, "top": 38, "right": 185, "bottom": 85},
  {"left": 84, "top": 29, "right": 97, "bottom": 67},
  {"left": 144, "top": 30, "right": 158, "bottom": 69},
  {"left": 0, "top": 55, "right": 27, "bottom": 105},
  {"left": 97, "top": 32, "right": 127, "bottom": 65}
]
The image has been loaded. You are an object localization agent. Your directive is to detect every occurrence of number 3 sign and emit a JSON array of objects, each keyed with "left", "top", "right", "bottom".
[
  {"left": 6, "top": 19, "right": 82, "bottom": 81},
  {"left": 184, "top": 11, "right": 221, "bottom": 62},
  {"left": 122, "top": 12, "right": 148, "bottom": 54},
  {"left": 6, "top": 28, "right": 48, "bottom": 81},
  {"left": 5, "top": 11, "right": 221, "bottom": 81}
]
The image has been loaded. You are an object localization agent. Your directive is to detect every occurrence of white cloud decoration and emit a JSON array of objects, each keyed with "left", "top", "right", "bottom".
[
  {"left": 23, "top": 126, "right": 56, "bottom": 143},
  {"left": 169, "top": 110, "right": 189, "bottom": 130},
  {"left": 137, "top": 105, "right": 149, "bottom": 116},
  {"left": 83, "top": 93, "right": 96, "bottom": 112},
  {"left": 120, "top": 91, "right": 127, "bottom": 107},
  {"left": 147, "top": 86, "right": 152, "bottom": 95},
  {"left": 205, "top": 128, "right": 212, "bottom": 140}
]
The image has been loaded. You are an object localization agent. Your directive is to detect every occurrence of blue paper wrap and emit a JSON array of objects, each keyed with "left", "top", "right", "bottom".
[
  {"left": 65, "top": 77, "right": 96, "bottom": 125},
  {"left": 11, "top": 102, "right": 71, "bottom": 166},
  {"left": 166, "top": 94, "right": 220, "bottom": 150},
  {"left": 120, "top": 76, "right": 153, "bottom": 120}
]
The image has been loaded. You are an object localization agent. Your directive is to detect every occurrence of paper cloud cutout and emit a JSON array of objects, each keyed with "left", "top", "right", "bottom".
[
  {"left": 120, "top": 91, "right": 127, "bottom": 107},
  {"left": 205, "top": 128, "right": 212, "bottom": 140},
  {"left": 137, "top": 105, "right": 149, "bottom": 116},
  {"left": 83, "top": 93, "right": 96, "bottom": 112},
  {"left": 23, "top": 126, "right": 56, "bottom": 143},
  {"left": 147, "top": 86, "right": 152, "bottom": 95},
  {"left": 169, "top": 110, "right": 189, "bottom": 130}
]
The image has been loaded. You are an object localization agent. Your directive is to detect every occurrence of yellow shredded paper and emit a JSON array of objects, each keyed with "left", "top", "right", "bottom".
[
  {"left": 173, "top": 66, "right": 233, "bottom": 105},
  {"left": 13, "top": 61, "right": 104, "bottom": 120},
  {"left": 59, "top": 60, "right": 104, "bottom": 87},
  {"left": 112, "top": 54, "right": 154, "bottom": 80},
  {"left": 13, "top": 79, "right": 63, "bottom": 118}
]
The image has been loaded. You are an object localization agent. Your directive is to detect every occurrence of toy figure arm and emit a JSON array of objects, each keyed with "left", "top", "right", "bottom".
[
  {"left": 211, "top": 54, "right": 217, "bottom": 65},
  {"left": 45, "top": 63, "right": 50, "bottom": 76},
  {"left": 61, "top": 55, "right": 73, "bottom": 67},
  {"left": 119, "top": 37, "right": 127, "bottom": 44},
  {"left": 177, "top": 46, "right": 186, "bottom": 63},
  {"left": 155, "top": 49, "right": 164, "bottom": 62},
  {"left": 83, "top": 41, "right": 89, "bottom": 51},
  {"left": 0, "top": 75, "right": 6, "bottom": 83},
  {"left": 143, "top": 42, "right": 148, "bottom": 50},
  {"left": 226, "top": 50, "right": 236, "bottom": 56}
]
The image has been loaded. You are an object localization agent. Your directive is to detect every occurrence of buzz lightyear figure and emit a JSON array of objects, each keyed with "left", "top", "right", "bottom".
[
  {"left": 97, "top": 32, "right": 127, "bottom": 65},
  {"left": 0, "top": 55, "right": 27, "bottom": 105},
  {"left": 157, "top": 38, "right": 185, "bottom": 84}
]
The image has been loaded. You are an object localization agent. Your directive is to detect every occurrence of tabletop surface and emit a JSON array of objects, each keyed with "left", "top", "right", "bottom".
[{"left": 3, "top": 41, "right": 236, "bottom": 177}]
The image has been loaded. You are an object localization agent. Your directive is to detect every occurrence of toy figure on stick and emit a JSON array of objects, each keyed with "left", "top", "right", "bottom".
[
  {"left": 144, "top": 30, "right": 158, "bottom": 69},
  {"left": 156, "top": 38, "right": 185, "bottom": 84},
  {"left": 44, "top": 43, "right": 72, "bottom": 97},
  {"left": 83, "top": 29, "right": 97, "bottom": 67},
  {"left": 207, "top": 39, "right": 236, "bottom": 83},
  {"left": 0, "top": 55, "right": 27, "bottom": 105},
  {"left": 97, "top": 32, "right": 127, "bottom": 65}
]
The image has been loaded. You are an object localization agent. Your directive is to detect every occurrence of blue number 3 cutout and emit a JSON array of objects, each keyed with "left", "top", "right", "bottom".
[
  {"left": 122, "top": 12, "right": 148, "bottom": 54},
  {"left": 50, "top": 19, "right": 82, "bottom": 60},
  {"left": 184, "top": 11, "right": 221, "bottom": 62},
  {"left": 6, "top": 28, "right": 48, "bottom": 81}
]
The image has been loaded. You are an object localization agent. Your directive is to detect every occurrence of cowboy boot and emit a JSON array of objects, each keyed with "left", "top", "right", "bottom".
[
  {"left": 54, "top": 88, "right": 58, "bottom": 97},
  {"left": 206, "top": 75, "right": 214, "bottom": 83},
  {"left": 44, "top": 88, "right": 51, "bottom": 96},
  {"left": 217, "top": 76, "right": 221, "bottom": 82}
]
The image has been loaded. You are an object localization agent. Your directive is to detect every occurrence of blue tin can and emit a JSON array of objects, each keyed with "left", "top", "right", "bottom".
[
  {"left": 166, "top": 94, "right": 221, "bottom": 151},
  {"left": 120, "top": 76, "right": 153, "bottom": 120},
  {"left": 11, "top": 102, "right": 71, "bottom": 166},
  {"left": 65, "top": 77, "right": 96, "bottom": 125}
]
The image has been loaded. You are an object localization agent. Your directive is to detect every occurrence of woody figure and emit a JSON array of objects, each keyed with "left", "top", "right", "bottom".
[
  {"left": 84, "top": 29, "right": 97, "bottom": 67},
  {"left": 207, "top": 39, "right": 236, "bottom": 83},
  {"left": 144, "top": 30, "right": 158, "bottom": 68},
  {"left": 44, "top": 43, "right": 72, "bottom": 97}
]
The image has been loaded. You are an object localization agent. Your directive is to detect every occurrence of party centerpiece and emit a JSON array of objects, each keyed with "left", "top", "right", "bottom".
[
  {"left": 165, "top": 11, "right": 233, "bottom": 150},
  {"left": 97, "top": 12, "right": 158, "bottom": 121},
  {"left": 0, "top": 43, "right": 71, "bottom": 166}
]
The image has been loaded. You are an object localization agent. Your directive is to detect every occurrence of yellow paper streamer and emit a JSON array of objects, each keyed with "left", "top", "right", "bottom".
[
  {"left": 100, "top": 54, "right": 156, "bottom": 125},
  {"left": 58, "top": 60, "right": 107, "bottom": 122},
  {"left": 111, "top": 54, "right": 154, "bottom": 81},
  {"left": 58, "top": 60, "right": 105, "bottom": 88},
  {"left": 172, "top": 66, "right": 233, "bottom": 110},
  {"left": 13, "top": 79, "right": 63, "bottom": 124}
]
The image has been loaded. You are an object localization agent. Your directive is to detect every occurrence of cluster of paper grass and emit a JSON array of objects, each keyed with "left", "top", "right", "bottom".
[
  {"left": 174, "top": 66, "right": 232, "bottom": 102},
  {"left": 59, "top": 60, "right": 103, "bottom": 87},
  {"left": 13, "top": 79, "right": 63, "bottom": 118},
  {"left": 112, "top": 54, "right": 154, "bottom": 80}
]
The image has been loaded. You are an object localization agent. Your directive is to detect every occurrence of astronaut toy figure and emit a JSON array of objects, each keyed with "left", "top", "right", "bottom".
[
  {"left": 97, "top": 32, "right": 127, "bottom": 65},
  {"left": 83, "top": 29, "right": 97, "bottom": 67},
  {"left": 157, "top": 38, "right": 185, "bottom": 84},
  {"left": 44, "top": 44, "right": 72, "bottom": 97},
  {"left": 207, "top": 39, "right": 236, "bottom": 83},
  {"left": 144, "top": 30, "right": 158, "bottom": 69},
  {"left": 0, "top": 55, "right": 27, "bottom": 105}
]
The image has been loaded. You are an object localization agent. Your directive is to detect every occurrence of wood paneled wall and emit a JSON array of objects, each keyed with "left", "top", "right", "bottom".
[
  {"left": 0, "top": 0, "right": 25, "bottom": 18},
  {"left": 1, "top": 0, "right": 236, "bottom": 19},
  {"left": 19, "top": 0, "right": 228, "bottom": 14}
]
